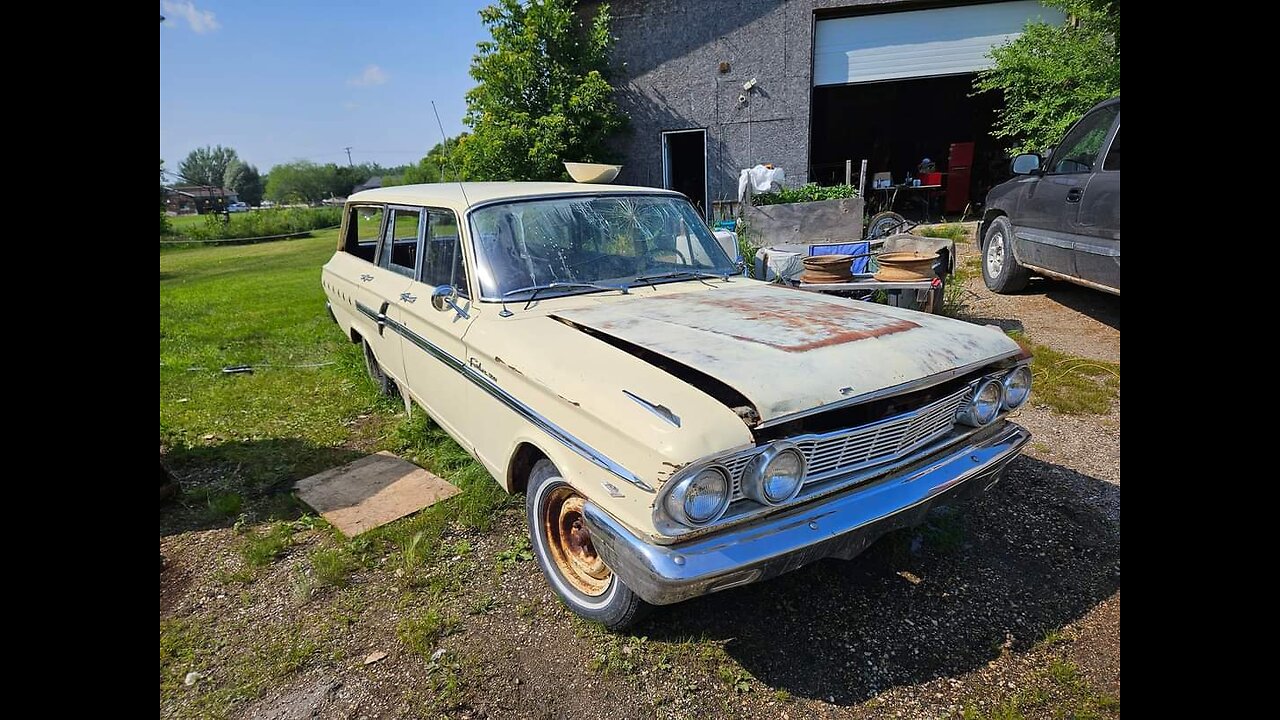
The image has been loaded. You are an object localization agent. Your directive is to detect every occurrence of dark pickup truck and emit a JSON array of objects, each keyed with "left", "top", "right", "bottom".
[{"left": 979, "top": 98, "right": 1120, "bottom": 295}]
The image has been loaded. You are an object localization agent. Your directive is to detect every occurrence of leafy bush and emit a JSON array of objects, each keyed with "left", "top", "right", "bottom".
[
  {"left": 176, "top": 207, "right": 342, "bottom": 241},
  {"left": 750, "top": 183, "right": 858, "bottom": 206},
  {"left": 975, "top": 0, "right": 1120, "bottom": 153}
]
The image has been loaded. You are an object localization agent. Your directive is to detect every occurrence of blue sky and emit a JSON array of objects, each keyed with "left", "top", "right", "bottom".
[{"left": 160, "top": 0, "right": 489, "bottom": 175}]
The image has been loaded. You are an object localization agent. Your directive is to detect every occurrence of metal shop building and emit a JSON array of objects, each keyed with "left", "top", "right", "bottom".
[{"left": 591, "top": 0, "right": 1064, "bottom": 218}]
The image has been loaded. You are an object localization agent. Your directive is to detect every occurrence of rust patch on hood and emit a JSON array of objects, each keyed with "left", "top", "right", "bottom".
[{"left": 600, "top": 290, "right": 919, "bottom": 353}]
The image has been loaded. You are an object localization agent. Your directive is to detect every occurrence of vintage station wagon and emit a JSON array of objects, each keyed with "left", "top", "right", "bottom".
[{"left": 322, "top": 182, "right": 1031, "bottom": 629}]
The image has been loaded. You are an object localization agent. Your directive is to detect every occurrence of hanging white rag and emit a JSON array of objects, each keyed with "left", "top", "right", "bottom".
[{"left": 737, "top": 165, "right": 785, "bottom": 202}]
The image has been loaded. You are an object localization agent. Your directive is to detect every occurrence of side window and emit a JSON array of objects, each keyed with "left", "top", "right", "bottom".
[
  {"left": 379, "top": 207, "right": 422, "bottom": 279},
  {"left": 421, "top": 209, "right": 470, "bottom": 298},
  {"left": 1048, "top": 106, "right": 1119, "bottom": 175},
  {"left": 342, "top": 205, "right": 384, "bottom": 262},
  {"left": 1103, "top": 127, "right": 1120, "bottom": 171}
]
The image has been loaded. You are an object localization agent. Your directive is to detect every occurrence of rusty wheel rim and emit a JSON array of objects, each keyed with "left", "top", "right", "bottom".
[{"left": 542, "top": 485, "right": 611, "bottom": 597}]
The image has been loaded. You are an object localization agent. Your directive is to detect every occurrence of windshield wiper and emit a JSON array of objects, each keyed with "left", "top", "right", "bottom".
[
  {"left": 631, "top": 270, "right": 732, "bottom": 289},
  {"left": 500, "top": 281, "right": 630, "bottom": 313}
]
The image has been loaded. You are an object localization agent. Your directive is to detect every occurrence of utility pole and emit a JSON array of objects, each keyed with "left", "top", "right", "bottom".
[{"left": 344, "top": 147, "right": 353, "bottom": 167}]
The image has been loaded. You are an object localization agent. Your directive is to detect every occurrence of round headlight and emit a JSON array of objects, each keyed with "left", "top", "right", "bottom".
[
  {"left": 956, "top": 379, "right": 1003, "bottom": 427},
  {"left": 742, "top": 444, "right": 806, "bottom": 505},
  {"left": 664, "top": 467, "right": 730, "bottom": 526},
  {"left": 1001, "top": 365, "right": 1032, "bottom": 409}
]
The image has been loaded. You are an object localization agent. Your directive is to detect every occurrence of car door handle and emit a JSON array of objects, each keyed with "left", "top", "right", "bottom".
[
  {"left": 1066, "top": 187, "right": 1083, "bottom": 203},
  {"left": 400, "top": 292, "right": 417, "bottom": 304},
  {"left": 359, "top": 274, "right": 374, "bottom": 282}
]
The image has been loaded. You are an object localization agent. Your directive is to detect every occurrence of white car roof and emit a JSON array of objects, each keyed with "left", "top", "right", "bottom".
[{"left": 347, "top": 182, "right": 682, "bottom": 213}]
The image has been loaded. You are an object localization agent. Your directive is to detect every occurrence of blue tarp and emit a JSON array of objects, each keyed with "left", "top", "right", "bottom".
[{"left": 808, "top": 241, "right": 870, "bottom": 274}]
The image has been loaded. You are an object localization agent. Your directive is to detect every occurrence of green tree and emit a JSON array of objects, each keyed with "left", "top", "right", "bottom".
[
  {"left": 265, "top": 161, "right": 377, "bottom": 203},
  {"left": 224, "top": 160, "right": 264, "bottom": 206},
  {"left": 975, "top": 0, "right": 1119, "bottom": 153},
  {"left": 178, "top": 145, "right": 240, "bottom": 187},
  {"left": 462, "top": 0, "right": 627, "bottom": 181},
  {"left": 387, "top": 135, "right": 469, "bottom": 186},
  {"left": 265, "top": 161, "right": 328, "bottom": 203}
]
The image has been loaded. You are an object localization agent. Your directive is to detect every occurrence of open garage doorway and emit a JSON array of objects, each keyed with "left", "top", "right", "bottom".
[
  {"left": 810, "top": 74, "right": 1006, "bottom": 219},
  {"left": 661, "top": 129, "right": 708, "bottom": 220}
]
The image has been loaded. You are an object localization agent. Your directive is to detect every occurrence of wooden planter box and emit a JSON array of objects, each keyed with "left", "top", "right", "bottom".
[{"left": 739, "top": 196, "right": 865, "bottom": 247}]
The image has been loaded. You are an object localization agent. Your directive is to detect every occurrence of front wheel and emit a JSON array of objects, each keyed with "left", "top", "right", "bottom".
[
  {"left": 981, "top": 216, "right": 1030, "bottom": 293},
  {"left": 526, "top": 460, "right": 650, "bottom": 630}
]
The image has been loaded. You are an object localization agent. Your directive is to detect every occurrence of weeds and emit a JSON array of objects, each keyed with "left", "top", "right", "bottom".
[
  {"left": 397, "top": 608, "right": 458, "bottom": 659},
  {"left": 240, "top": 522, "right": 295, "bottom": 567},
  {"left": 1011, "top": 332, "right": 1120, "bottom": 414},
  {"left": 310, "top": 547, "right": 357, "bottom": 588}
]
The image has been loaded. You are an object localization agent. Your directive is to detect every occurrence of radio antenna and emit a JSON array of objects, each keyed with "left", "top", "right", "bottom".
[{"left": 431, "top": 100, "right": 470, "bottom": 208}]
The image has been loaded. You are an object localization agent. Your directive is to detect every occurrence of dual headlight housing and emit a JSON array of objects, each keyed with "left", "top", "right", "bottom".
[
  {"left": 956, "top": 364, "right": 1032, "bottom": 427},
  {"left": 659, "top": 442, "right": 807, "bottom": 528},
  {"left": 660, "top": 364, "right": 1031, "bottom": 530}
]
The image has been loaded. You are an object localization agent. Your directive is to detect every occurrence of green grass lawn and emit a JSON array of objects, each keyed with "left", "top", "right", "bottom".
[{"left": 160, "top": 231, "right": 507, "bottom": 533}]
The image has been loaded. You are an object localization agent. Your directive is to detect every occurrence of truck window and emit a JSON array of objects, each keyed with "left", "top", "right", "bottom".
[
  {"left": 342, "top": 205, "right": 384, "bottom": 262},
  {"left": 1048, "top": 106, "right": 1119, "bottom": 175}
]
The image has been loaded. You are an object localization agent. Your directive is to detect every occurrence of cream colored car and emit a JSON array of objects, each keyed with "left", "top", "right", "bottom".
[{"left": 322, "top": 182, "right": 1031, "bottom": 629}]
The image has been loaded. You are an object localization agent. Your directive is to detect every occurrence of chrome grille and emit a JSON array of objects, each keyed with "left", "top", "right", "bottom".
[{"left": 728, "top": 385, "right": 971, "bottom": 502}]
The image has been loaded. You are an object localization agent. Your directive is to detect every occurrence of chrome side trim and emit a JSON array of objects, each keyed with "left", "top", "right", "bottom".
[
  {"left": 753, "top": 351, "right": 1020, "bottom": 430},
  {"left": 1016, "top": 228, "right": 1075, "bottom": 249},
  {"left": 378, "top": 314, "right": 654, "bottom": 493},
  {"left": 622, "top": 390, "right": 681, "bottom": 427}
]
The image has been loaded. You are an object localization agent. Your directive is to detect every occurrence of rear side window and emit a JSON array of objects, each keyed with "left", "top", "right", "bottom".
[
  {"left": 1103, "top": 127, "right": 1120, "bottom": 171},
  {"left": 342, "top": 205, "right": 384, "bottom": 262},
  {"left": 421, "top": 208, "right": 470, "bottom": 298},
  {"left": 379, "top": 207, "right": 422, "bottom": 279}
]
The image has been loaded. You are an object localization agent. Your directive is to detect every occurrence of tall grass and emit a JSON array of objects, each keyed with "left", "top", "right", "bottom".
[{"left": 171, "top": 207, "right": 342, "bottom": 242}]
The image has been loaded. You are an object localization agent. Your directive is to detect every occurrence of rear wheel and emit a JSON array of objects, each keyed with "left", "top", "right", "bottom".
[
  {"left": 362, "top": 340, "right": 399, "bottom": 398},
  {"left": 981, "top": 216, "right": 1030, "bottom": 293},
  {"left": 526, "top": 459, "right": 650, "bottom": 630}
]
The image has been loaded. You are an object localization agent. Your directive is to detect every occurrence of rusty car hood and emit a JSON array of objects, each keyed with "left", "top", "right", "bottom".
[{"left": 551, "top": 282, "right": 1020, "bottom": 424}]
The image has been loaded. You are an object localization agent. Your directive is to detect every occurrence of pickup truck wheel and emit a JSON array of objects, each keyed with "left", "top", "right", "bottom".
[
  {"left": 527, "top": 459, "right": 650, "bottom": 630},
  {"left": 362, "top": 340, "right": 398, "bottom": 398},
  {"left": 982, "top": 216, "right": 1031, "bottom": 293}
]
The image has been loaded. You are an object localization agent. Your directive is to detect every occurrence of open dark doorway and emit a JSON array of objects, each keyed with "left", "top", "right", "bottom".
[
  {"left": 810, "top": 75, "right": 1005, "bottom": 217},
  {"left": 662, "top": 129, "right": 708, "bottom": 219}
]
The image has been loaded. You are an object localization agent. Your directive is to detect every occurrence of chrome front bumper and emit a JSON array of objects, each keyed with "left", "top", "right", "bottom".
[{"left": 583, "top": 422, "right": 1030, "bottom": 606}]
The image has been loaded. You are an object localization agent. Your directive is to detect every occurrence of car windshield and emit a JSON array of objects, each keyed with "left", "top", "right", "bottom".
[{"left": 469, "top": 194, "right": 736, "bottom": 299}]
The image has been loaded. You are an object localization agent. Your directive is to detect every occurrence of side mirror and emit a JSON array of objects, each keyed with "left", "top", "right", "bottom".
[
  {"left": 431, "top": 285, "right": 469, "bottom": 319},
  {"left": 1010, "top": 153, "right": 1042, "bottom": 175}
]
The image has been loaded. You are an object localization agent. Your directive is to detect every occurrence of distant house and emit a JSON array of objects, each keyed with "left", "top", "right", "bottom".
[
  {"left": 351, "top": 176, "right": 383, "bottom": 194},
  {"left": 165, "top": 186, "right": 239, "bottom": 215}
]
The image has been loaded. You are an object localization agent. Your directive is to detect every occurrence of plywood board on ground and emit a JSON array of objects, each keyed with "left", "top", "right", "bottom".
[{"left": 294, "top": 451, "right": 459, "bottom": 537}]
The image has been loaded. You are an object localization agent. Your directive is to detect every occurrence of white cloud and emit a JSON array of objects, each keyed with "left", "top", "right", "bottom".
[
  {"left": 348, "top": 65, "right": 389, "bottom": 87},
  {"left": 343, "top": 102, "right": 359, "bottom": 111},
  {"left": 161, "top": 0, "right": 220, "bottom": 34}
]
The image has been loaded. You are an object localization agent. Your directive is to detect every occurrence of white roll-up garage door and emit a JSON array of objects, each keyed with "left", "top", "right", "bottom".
[{"left": 813, "top": 1, "right": 1065, "bottom": 86}]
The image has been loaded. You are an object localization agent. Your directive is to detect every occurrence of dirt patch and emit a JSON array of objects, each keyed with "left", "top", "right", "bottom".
[{"left": 946, "top": 223, "right": 1120, "bottom": 364}]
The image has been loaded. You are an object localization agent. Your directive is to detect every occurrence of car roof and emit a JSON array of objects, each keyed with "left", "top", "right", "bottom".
[
  {"left": 1088, "top": 96, "right": 1120, "bottom": 114},
  {"left": 348, "top": 182, "right": 683, "bottom": 212}
]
